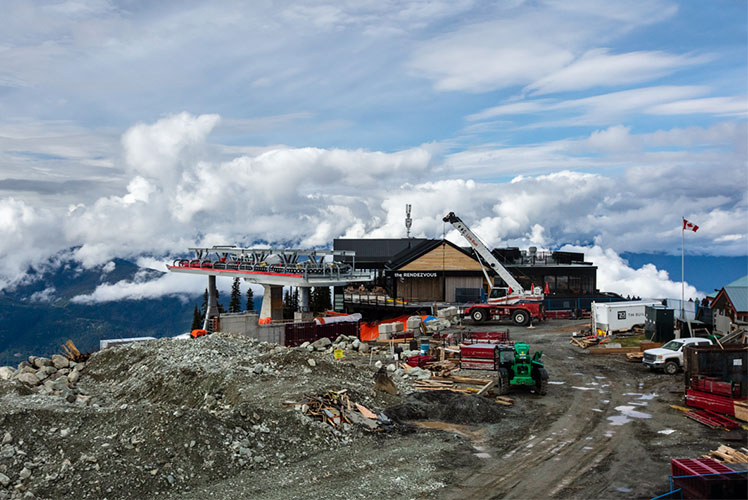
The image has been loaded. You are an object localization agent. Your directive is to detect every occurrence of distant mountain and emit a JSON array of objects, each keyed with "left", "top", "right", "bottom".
[{"left": 0, "top": 258, "right": 199, "bottom": 364}]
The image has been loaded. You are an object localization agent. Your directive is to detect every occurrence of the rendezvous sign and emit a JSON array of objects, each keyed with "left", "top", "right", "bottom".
[{"left": 393, "top": 272, "right": 438, "bottom": 278}]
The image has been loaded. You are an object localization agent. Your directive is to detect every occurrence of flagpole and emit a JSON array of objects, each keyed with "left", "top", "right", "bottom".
[{"left": 681, "top": 217, "right": 685, "bottom": 322}]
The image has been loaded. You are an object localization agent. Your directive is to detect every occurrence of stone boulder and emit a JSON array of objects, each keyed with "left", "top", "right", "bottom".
[
  {"left": 0, "top": 366, "right": 15, "bottom": 380},
  {"left": 32, "top": 357, "right": 53, "bottom": 369},
  {"left": 16, "top": 372, "right": 40, "bottom": 386},
  {"left": 51, "top": 354, "right": 70, "bottom": 369},
  {"left": 311, "top": 337, "right": 332, "bottom": 350}
]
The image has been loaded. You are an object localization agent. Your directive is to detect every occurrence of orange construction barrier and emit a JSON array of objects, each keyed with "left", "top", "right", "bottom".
[
  {"left": 258, "top": 317, "right": 272, "bottom": 325},
  {"left": 360, "top": 315, "right": 413, "bottom": 341}
]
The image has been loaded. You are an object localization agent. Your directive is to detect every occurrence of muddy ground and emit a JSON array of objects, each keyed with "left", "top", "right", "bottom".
[{"left": 0, "top": 320, "right": 743, "bottom": 499}]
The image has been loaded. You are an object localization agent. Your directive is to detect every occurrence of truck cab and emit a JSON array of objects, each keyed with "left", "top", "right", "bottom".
[{"left": 642, "top": 337, "right": 713, "bottom": 374}]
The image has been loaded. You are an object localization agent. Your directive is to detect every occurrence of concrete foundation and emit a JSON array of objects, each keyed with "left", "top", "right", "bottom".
[{"left": 260, "top": 285, "right": 284, "bottom": 321}]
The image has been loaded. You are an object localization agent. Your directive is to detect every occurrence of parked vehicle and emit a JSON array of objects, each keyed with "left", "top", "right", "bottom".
[{"left": 642, "top": 337, "right": 713, "bottom": 374}]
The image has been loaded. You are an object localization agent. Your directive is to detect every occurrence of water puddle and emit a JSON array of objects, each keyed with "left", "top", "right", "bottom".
[
  {"left": 607, "top": 405, "right": 652, "bottom": 425},
  {"left": 616, "top": 487, "right": 632, "bottom": 493},
  {"left": 474, "top": 452, "right": 491, "bottom": 459},
  {"left": 548, "top": 381, "right": 565, "bottom": 385},
  {"left": 571, "top": 386, "right": 595, "bottom": 391},
  {"left": 658, "top": 429, "right": 676, "bottom": 435},
  {"left": 591, "top": 408, "right": 603, "bottom": 412}
]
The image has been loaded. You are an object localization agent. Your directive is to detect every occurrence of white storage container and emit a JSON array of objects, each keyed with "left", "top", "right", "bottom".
[{"left": 592, "top": 301, "right": 661, "bottom": 335}]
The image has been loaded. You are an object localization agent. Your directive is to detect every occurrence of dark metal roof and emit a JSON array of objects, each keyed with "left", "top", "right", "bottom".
[{"left": 333, "top": 238, "right": 427, "bottom": 266}]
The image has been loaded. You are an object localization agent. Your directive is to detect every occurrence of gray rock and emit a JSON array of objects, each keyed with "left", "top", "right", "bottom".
[
  {"left": 305, "top": 345, "right": 314, "bottom": 352},
  {"left": 0, "top": 445, "right": 14, "bottom": 458},
  {"left": 16, "top": 367, "right": 36, "bottom": 377},
  {"left": 67, "top": 370, "right": 80, "bottom": 385},
  {"left": 0, "top": 472, "right": 8, "bottom": 487},
  {"left": 51, "top": 355, "right": 69, "bottom": 370},
  {"left": 333, "top": 335, "right": 346, "bottom": 345},
  {"left": 352, "top": 339, "right": 361, "bottom": 350},
  {"left": 312, "top": 337, "right": 332, "bottom": 350},
  {"left": 17, "top": 361, "right": 31, "bottom": 370},
  {"left": 299, "top": 342, "right": 310, "bottom": 349},
  {"left": 32, "top": 357, "right": 52, "bottom": 369},
  {"left": 359, "top": 343, "right": 370, "bottom": 354},
  {"left": 36, "top": 366, "right": 57, "bottom": 381},
  {"left": 1, "top": 432, "right": 10, "bottom": 445},
  {"left": 307, "top": 359, "right": 316, "bottom": 367},
  {"left": 253, "top": 455, "right": 265, "bottom": 463},
  {"left": 0, "top": 366, "right": 15, "bottom": 380},
  {"left": 18, "top": 468, "right": 31, "bottom": 480},
  {"left": 253, "top": 364, "right": 264, "bottom": 374},
  {"left": 386, "top": 363, "right": 397, "bottom": 372},
  {"left": 374, "top": 360, "right": 383, "bottom": 369},
  {"left": 239, "top": 447, "right": 252, "bottom": 457},
  {"left": 16, "top": 373, "right": 40, "bottom": 386},
  {"left": 166, "top": 474, "right": 175, "bottom": 486}
]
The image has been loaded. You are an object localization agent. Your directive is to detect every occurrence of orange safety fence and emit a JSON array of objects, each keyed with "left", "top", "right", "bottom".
[{"left": 360, "top": 314, "right": 427, "bottom": 341}]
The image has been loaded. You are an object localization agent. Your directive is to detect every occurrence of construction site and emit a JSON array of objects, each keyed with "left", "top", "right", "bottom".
[{"left": 0, "top": 211, "right": 746, "bottom": 500}]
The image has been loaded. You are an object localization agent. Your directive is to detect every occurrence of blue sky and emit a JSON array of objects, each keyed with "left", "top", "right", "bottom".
[{"left": 0, "top": 0, "right": 746, "bottom": 302}]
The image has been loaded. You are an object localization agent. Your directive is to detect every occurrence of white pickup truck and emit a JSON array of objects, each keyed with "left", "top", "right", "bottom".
[{"left": 642, "top": 337, "right": 713, "bottom": 374}]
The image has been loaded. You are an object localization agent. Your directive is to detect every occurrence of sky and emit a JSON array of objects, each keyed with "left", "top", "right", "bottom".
[{"left": 1, "top": 0, "right": 746, "bottom": 303}]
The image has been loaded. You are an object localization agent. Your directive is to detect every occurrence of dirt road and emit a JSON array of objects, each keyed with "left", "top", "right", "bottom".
[{"left": 439, "top": 321, "right": 736, "bottom": 499}]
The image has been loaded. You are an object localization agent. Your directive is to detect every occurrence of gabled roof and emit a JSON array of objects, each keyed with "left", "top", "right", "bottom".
[
  {"left": 713, "top": 275, "right": 748, "bottom": 313},
  {"left": 725, "top": 275, "right": 748, "bottom": 288},
  {"left": 386, "top": 239, "right": 479, "bottom": 270}
]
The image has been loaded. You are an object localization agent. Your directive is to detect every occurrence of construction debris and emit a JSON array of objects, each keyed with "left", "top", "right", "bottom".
[
  {"left": 60, "top": 339, "right": 90, "bottom": 362},
  {"left": 706, "top": 445, "right": 748, "bottom": 464}
]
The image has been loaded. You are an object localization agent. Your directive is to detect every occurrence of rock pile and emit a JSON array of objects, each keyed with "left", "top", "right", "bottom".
[{"left": 0, "top": 355, "right": 89, "bottom": 405}]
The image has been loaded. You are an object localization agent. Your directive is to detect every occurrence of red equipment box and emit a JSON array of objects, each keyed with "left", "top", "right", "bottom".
[
  {"left": 690, "top": 376, "right": 737, "bottom": 398},
  {"left": 406, "top": 355, "right": 435, "bottom": 368},
  {"left": 686, "top": 389, "right": 748, "bottom": 416},
  {"left": 464, "top": 330, "right": 510, "bottom": 344},
  {"left": 671, "top": 458, "right": 746, "bottom": 500},
  {"left": 460, "top": 343, "right": 498, "bottom": 371}
]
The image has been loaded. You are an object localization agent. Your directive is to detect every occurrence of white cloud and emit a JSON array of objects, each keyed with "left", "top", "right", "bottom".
[
  {"left": 563, "top": 245, "right": 703, "bottom": 299},
  {"left": 648, "top": 96, "right": 748, "bottom": 116},
  {"left": 526, "top": 49, "right": 709, "bottom": 96},
  {"left": 29, "top": 286, "right": 56, "bottom": 303}
]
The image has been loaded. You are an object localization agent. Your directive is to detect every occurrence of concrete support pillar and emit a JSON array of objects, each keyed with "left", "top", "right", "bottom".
[
  {"left": 203, "top": 275, "right": 219, "bottom": 330},
  {"left": 299, "top": 287, "right": 311, "bottom": 313},
  {"left": 259, "top": 285, "right": 283, "bottom": 322}
]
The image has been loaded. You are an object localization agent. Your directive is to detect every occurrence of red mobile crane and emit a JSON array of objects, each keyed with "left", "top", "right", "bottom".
[{"left": 442, "top": 212, "right": 545, "bottom": 325}]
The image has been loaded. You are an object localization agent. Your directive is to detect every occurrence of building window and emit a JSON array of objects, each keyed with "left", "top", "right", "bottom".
[
  {"left": 544, "top": 276, "right": 555, "bottom": 292},
  {"left": 556, "top": 275, "right": 568, "bottom": 292},
  {"left": 569, "top": 276, "right": 581, "bottom": 294}
]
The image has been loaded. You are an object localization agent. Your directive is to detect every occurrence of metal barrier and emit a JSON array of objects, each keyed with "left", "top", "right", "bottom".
[{"left": 284, "top": 321, "right": 360, "bottom": 347}]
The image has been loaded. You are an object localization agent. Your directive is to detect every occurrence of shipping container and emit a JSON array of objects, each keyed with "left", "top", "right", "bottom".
[{"left": 591, "top": 300, "right": 661, "bottom": 335}]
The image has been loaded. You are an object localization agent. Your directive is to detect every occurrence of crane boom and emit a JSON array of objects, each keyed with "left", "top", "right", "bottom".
[{"left": 443, "top": 212, "right": 543, "bottom": 304}]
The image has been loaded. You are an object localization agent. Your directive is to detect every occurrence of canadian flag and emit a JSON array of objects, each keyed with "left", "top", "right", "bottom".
[{"left": 683, "top": 218, "right": 699, "bottom": 232}]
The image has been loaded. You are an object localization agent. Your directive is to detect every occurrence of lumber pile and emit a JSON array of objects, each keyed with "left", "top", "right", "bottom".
[
  {"left": 570, "top": 335, "right": 609, "bottom": 349},
  {"left": 422, "top": 359, "right": 460, "bottom": 377},
  {"left": 61, "top": 340, "right": 90, "bottom": 362},
  {"left": 291, "top": 390, "right": 353, "bottom": 428},
  {"left": 412, "top": 375, "right": 494, "bottom": 396},
  {"left": 625, "top": 352, "right": 643, "bottom": 362},
  {"left": 706, "top": 445, "right": 748, "bottom": 464}
]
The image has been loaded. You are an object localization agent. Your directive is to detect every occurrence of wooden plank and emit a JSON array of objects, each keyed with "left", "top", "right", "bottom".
[
  {"left": 444, "top": 375, "right": 494, "bottom": 385},
  {"left": 476, "top": 381, "right": 494, "bottom": 396},
  {"left": 356, "top": 403, "right": 378, "bottom": 420},
  {"left": 588, "top": 347, "right": 641, "bottom": 355}
]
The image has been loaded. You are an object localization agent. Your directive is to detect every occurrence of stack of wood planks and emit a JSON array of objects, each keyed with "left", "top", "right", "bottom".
[
  {"left": 412, "top": 375, "right": 494, "bottom": 396},
  {"left": 286, "top": 390, "right": 354, "bottom": 428},
  {"left": 705, "top": 445, "right": 748, "bottom": 463},
  {"left": 625, "top": 352, "right": 644, "bottom": 362},
  {"left": 422, "top": 359, "right": 460, "bottom": 377},
  {"left": 570, "top": 335, "right": 607, "bottom": 349}
]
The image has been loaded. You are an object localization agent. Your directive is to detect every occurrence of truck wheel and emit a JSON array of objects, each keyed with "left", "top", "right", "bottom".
[
  {"left": 664, "top": 360, "right": 679, "bottom": 375},
  {"left": 512, "top": 310, "right": 529, "bottom": 326},
  {"left": 498, "top": 368, "right": 510, "bottom": 395},
  {"left": 534, "top": 367, "right": 548, "bottom": 395},
  {"left": 471, "top": 309, "right": 486, "bottom": 322}
]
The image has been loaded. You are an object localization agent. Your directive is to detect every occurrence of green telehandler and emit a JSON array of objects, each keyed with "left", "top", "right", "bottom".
[{"left": 496, "top": 342, "right": 548, "bottom": 396}]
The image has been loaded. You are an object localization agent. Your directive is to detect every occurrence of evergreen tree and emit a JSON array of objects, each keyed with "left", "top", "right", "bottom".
[
  {"left": 292, "top": 287, "right": 299, "bottom": 313},
  {"left": 246, "top": 286, "right": 255, "bottom": 312},
  {"left": 216, "top": 288, "right": 226, "bottom": 314},
  {"left": 229, "top": 278, "right": 241, "bottom": 313},
  {"left": 190, "top": 305, "right": 202, "bottom": 330},
  {"left": 282, "top": 289, "right": 293, "bottom": 319},
  {"left": 200, "top": 288, "right": 208, "bottom": 318},
  {"left": 317, "top": 286, "right": 331, "bottom": 311}
]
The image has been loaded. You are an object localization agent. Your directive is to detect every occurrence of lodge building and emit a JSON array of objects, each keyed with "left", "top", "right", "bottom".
[{"left": 333, "top": 238, "right": 601, "bottom": 308}]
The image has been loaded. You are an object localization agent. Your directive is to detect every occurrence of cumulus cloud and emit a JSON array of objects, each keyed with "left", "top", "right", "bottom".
[
  {"left": 1, "top": 112, "right": 745, "bottom": 303},
  {"left": 563, "top": 245, "right": 703, "bottom": 300}
]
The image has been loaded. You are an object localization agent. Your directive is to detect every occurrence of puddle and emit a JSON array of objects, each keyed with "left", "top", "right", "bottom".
[
  {"left": 616, "top": 487, "right": 632, "bottom": 493},
  {"left": 571, "top": 386, "right": 595, "bottom": 391},
  {"left": 567, "top": 356, "right": 575, "bottom": 359},
  {"left": 474, "top": 452, "right": 491, "bottom": 459},
  {"left": 548, "top": 381, "right": 565, "bottom": 385},
  {"left": 602, "top": 400, "right": 610, "bottom": 404},
  {"left": 573, "top": 372, "right": 584, "bottom": 376},
  {"left": 587, "top": 382, "right": 599, "bottom": 386},
  {"left": 583, "top": 446, "right": 593, "bottom": 450},
  {"left": 591, "top": 408, "right": 603, "bottom": 412},
  {"left": 658, "top": 429, "right": 676, "bottom": 435},
  {"left": 607, "top": 405, "right": 652, "bottom": 425},
  {"left": 604, "top": 431, "right": 614, "bottom": 438},
  {"left": 595, "top": 376, "right": 607, "bottom": 379}
]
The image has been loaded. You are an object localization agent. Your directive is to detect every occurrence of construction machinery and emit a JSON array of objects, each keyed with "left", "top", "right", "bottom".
[
  {"left": 442, "top": 212, "right": 544, "bottom": 325},
  {"left": 496, "top": 342, "right": 548, "bottom": 395}
]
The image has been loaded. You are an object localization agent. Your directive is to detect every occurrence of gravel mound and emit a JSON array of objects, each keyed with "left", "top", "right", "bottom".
[
  {"left": 0, "top": 333, "right": 462, "bottom": 500},
  {"left": 386, "top": 390, "right": 507, "bottom": 424}
]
